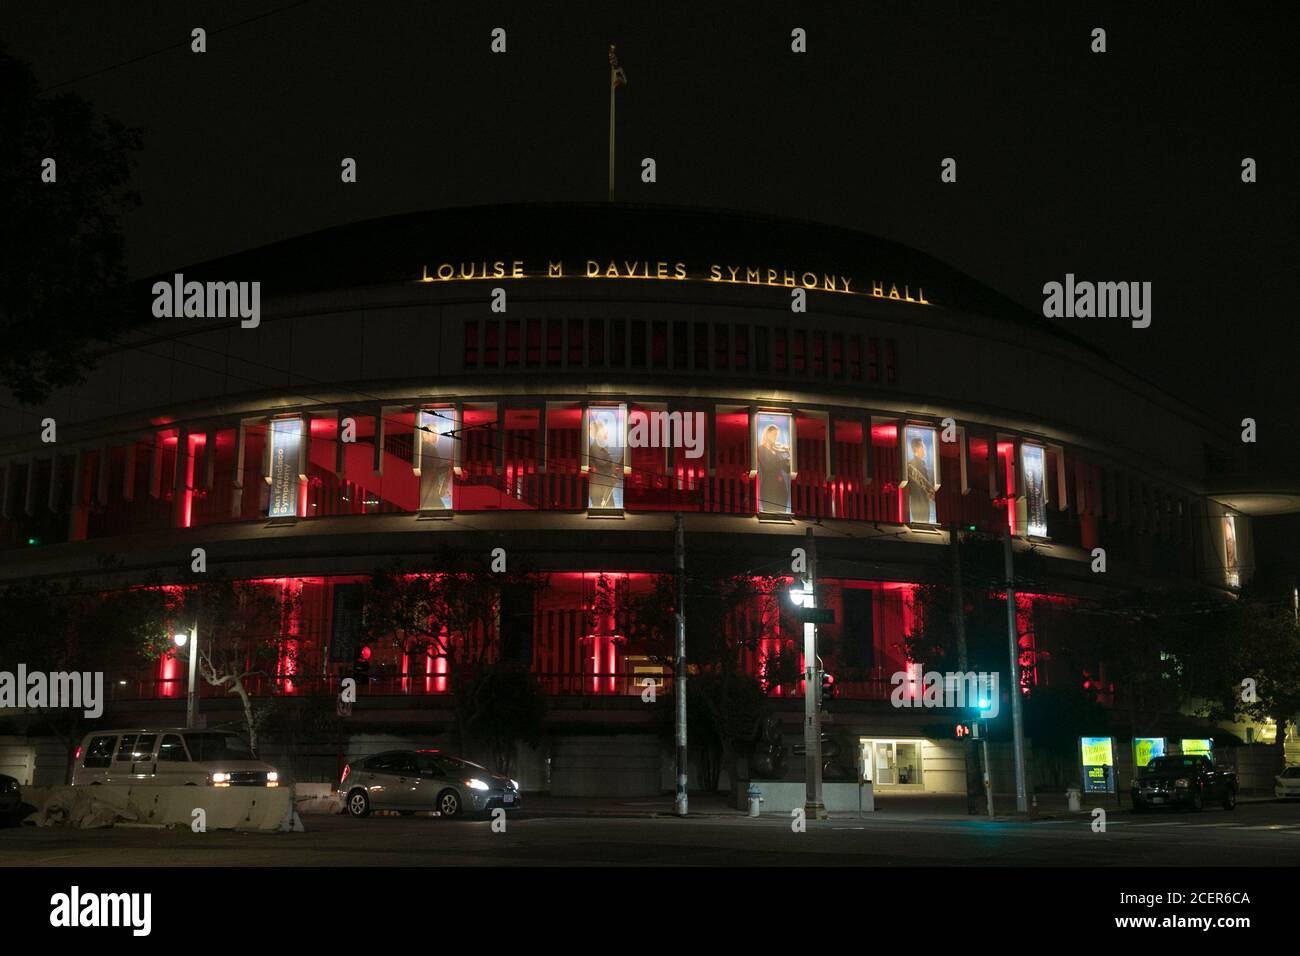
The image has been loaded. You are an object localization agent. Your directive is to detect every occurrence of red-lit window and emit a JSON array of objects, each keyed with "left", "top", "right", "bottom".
[
  {"left": 630, "top": 320, "right": 646, "bottom": 368},
  {"left": 867, "top": 337, "right": 879, "bottom": 383},
  {"left": 714, "top": 324, "right": 729, "bottom": 370},
  {"left": 849, "top": 336, "right": 862, "bottom": 381},
  {"left": 239, "top": 424, "right": 269, "bottom": 520},
  {"left": 831, "top": 332, "right": 844, "bottom": 378},
  {"left": 189, "top": 428, "right": 239, "bottom": 528},
  {"left": 610, "top": 320, "right": 625, "bottom": 366},
  {"left": 812, "top": 331, "right": 826, "bottom": 377},
  {"left": 884, "top": 339, "right": 897, "bottom": 385},
  {"left": 870, "top": 422, "right": 901, "bottom": 523},
  {"left": 734, "top": 325, "right": 749, "bottom": 371},
  {"left": 526, "top": 320, "right": 541, "bottom": 367},
  {"left": 793, "top": 331, "right": 806, "bottom": 374},
  {"left": 546, "top": 320, "right": 561, "bottom": 368},
  {"left": 709, "top": 408, "right": 752, "bottom": 515},
  {"left": 831, "top": 419, "right": 867, "bottom": 521},
  {"left": 694, "top": 322, "right": 709, "bottom": 369},
  {"left": 755, "top": 327, "right": 769, "bottom": 373},
  {"left": 652, "top": 321, "right": 667, "bottom": 369},
  {"left": 673, "top": 321, "right": 688, "bottom": 369},
  {"left": 463, "top": 321, "right": 478, "bottom": 368},
  {"left": 588, "top": 320, "right": 605, "bottom": 367},
  {"left": 998, "top": 440, "right": 1017, "bottom": 534},
  {"left": 484, "top": 321, "right": 499, "bottom": 367},
  {"left": 543, "top": 404, "right": 582, "bottom": 510},
  {"left": 775, "top": 329, "right": 788, "bottom": 373},
  {"left": 568, "top": 319, "right": 583, "bottom": 366},
  {"left": 792, "top": 415, "right": 829, "bottom": 518},
  {"left": 456, "top": 405, "right": 500, "bottom": 511},
  {"left": 502, "top": 407, "right": 542, "bottom": 511},
  {"left": 505, "top": 320, "right": 520, "bottom": 366},
  {"left": 626, "top": 403, "right": 673, "bottom": 511}
]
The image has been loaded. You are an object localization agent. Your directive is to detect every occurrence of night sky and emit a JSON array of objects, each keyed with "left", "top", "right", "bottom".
[{"left": 4, "top": 1, "right": 1298, "bottom": 473}]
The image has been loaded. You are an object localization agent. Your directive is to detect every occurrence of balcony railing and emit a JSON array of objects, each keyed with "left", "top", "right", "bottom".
[{"left": 107, "top": 672, "right": 898, "bottom": 702}]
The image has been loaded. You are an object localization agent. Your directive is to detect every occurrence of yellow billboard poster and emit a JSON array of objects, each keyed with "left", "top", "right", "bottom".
[
  {"left": 1133, "top": 737, "right": 1166, "bottom": 768},
  {"left": 1080, "top": 736, "right": 1115, "bottom": 794}
]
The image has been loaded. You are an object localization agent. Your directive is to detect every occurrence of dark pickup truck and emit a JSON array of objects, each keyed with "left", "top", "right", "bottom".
[{"left": 1132, "top": 755, "right": 1237, "bottom": 812}]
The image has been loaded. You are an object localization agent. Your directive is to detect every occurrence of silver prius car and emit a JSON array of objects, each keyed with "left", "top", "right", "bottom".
[{"left": 340, "top": 750, "right": 520, "bottom": 819}]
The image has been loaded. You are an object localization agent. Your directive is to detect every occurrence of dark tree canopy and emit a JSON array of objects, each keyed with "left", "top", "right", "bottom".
[{"left": 0, "top": 46, "right": 142, "bottom": 403}]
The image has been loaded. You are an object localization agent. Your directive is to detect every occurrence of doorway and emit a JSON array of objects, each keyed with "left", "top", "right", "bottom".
[{"left": 860, "top": 738, "right": 923, "bottom": 788}]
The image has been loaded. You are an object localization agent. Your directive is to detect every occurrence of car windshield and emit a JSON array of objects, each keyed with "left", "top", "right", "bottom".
[
  {"left": 435, "top": 755, "right": 489, "bottom": 775},
  {"left": 183, "top": 733, "right": 255, "bottom": 761},
  {"left": 1145, "top": 756, "right": 1201, "bottom": 772}
]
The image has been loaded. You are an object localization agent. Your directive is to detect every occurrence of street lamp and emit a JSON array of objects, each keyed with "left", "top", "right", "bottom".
[
  {"left": 173, "top": 627, "right": 199, "bottom": 729},
  {"left": 794, "top": 528, "right": 825, "bottom": 819}
]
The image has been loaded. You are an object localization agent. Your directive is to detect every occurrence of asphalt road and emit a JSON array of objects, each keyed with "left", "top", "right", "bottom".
[{"left": 4, "top": 798, "right": 1300, "bottom": 867}]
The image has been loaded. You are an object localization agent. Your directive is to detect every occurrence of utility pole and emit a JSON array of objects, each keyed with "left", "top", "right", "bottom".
[
  {"left": 674, "top": 512, "right": 688, "bottom": 816},
  {"left": 607, "top": 61, "right": 616, "bottom": 202},
  {"left": 186, "top": 625, "right": 199, "bottom": 729},
  {"left": 803, "top": 527, "right": 826, "bottom": 819},
  {"left": 608, "top": 44, "right": 626, "bottom": 202},
  {"left": 951, "top": 524, "right": 989, "bottom": 816},
  {"left": 1003, "top": 528, "right": 1029, "bottom": 813}
]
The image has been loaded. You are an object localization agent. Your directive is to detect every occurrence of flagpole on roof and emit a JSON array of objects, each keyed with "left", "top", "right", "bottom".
[{"left": 608, "top": 44, "right": 626, "bottom": 202}]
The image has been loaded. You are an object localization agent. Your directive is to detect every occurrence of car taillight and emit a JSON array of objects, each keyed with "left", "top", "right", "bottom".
[
  {"left": 75, "top": 745, "right": 82, "bottom": 761},
  {"left": 340, "top": 764, "right": 351, "bottom": 784}
]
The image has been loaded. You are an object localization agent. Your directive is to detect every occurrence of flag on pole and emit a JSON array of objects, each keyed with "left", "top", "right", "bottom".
[{"left": 609, "top": 44, "right": 627, "bottom": 89}]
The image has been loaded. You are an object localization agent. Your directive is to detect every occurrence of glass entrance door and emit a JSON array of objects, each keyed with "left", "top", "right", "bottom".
[
  {"left": 860, "top": 739, "right": 923, "bottom": 788},
  {"left": 874, "top": 741, "right": 896, "bottom": 785}
]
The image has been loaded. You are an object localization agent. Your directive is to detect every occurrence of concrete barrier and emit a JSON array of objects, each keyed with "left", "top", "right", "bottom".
[
  {"left": 21, "top": 784, "right": 295, "bottom": 831},
  {"left": 735, "top": 780, "right": 874, "bottom": 815},
  {"left": 294, "top": 782, "right": 341, "bottom": 815}
]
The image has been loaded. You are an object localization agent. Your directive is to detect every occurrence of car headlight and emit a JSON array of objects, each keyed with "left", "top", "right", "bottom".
[
  {"left": 211, "top": 772, "right": 231, "bottom": 787},
  {"left": 510, "top": 779, "right": 519, "bottom": 791},
  {"left": 465, "top": 778, "right": 490, "bottom": 791},
  {"left": 266, "top": 771, "right": 279, "bottom": 788},
  {"left": 1174, "top": 777, "right": 1190, "bottom": 788}
]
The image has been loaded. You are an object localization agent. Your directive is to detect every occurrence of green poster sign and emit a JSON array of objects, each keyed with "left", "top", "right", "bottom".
[{"left": 1180, "top": 738, "right": 1213, "bottom": 757}]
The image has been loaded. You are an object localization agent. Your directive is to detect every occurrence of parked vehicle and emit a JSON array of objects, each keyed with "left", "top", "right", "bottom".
[
  {"left": 1275, "top": 765, "right": 1300, "bottom": 800},
  {"left": 70, "top": 728, "right": 280, "bottom": 788},
  {"left": 1131, "top": 754, "right": 1236, "bottom": 812},
  {"left": 340, "top": 749, "right": 520, "bottom": 819},
  {"left": 0, "top": 773, "right": 21, "bottom": 825}
]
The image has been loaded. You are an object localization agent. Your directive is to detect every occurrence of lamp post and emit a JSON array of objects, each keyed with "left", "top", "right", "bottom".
[
  {"left": 796, "top": 526, "right": 826, "bottom": 819},
  {"left": 173, "top": 626, "right": 199, "bottom": 729}
]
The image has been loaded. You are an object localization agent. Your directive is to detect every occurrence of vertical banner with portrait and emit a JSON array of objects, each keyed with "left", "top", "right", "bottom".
[
  {"left": 267, "top": 417, "right": 303, "bottom": 518},
  {"left": 584, "top": 404, "right": 627, "bottom": 510},
  {"left": 752, "top": 410, "right": 794, "bottom": 515},
  {"left": 1022, "top": 443, "right": 1047, "bottom": 538},
  {"left": 1222, "top": 514, "right": 1239, "bottom": 587},
  {"left": 899, "top": 424, "right": 939, "bottom": 525},
  {"left": 417, "top": 407, "right": 457, "bottom": 511}
]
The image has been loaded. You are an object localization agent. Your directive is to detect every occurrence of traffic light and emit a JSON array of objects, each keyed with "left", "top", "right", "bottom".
[
  {"left": 818, "top": 671, "right": 836, "bottom": 709},
  {"left": 352, "top": 644, "right": 372, "bottom": 681}
]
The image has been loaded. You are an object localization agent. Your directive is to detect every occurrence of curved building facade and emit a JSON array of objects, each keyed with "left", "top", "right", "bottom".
[{"left": 0, "top": 204, "right": 1259, "bottom": 793}]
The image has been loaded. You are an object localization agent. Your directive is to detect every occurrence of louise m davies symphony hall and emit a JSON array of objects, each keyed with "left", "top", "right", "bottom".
[{"left": 0, "top": 203, "right": 1275, "bottom": 794}]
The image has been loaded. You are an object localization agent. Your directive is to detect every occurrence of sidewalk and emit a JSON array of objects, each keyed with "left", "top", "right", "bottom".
[{"left": 516, "top": 789, "right": 1280, "bottom": 822}]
